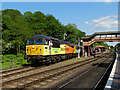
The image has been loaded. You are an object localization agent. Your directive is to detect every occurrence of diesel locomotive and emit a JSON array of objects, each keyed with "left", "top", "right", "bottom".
[{"left": 25, "top": 35, "right": 81, "bottom": 65}]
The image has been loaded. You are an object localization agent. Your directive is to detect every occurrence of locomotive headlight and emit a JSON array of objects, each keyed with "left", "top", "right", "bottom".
[{"left": 32, "top": 46, "right": 34, "bottom": 49}]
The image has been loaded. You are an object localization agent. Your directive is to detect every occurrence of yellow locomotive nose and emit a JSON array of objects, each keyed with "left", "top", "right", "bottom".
[{"left": 26, "top": 45, "right": 44, "bottom": 55}]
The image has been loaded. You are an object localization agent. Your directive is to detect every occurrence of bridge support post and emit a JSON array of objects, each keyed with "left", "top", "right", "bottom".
[
  {"left": 90, "top": 46, "right": 93, "bottom": 55},
  {"left": 99, "top": 48, "right": 101, "bottom": 53},
  {"left": 88, "top": 46, "right": 90, "bottom": 56}
]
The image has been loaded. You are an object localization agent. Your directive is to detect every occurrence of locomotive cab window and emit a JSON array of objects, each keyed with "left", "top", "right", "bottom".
[
  {"left": 27, "top": 40, "right": 35, "bottom": 45},
  {"left": 52, "top": 42, "right": 60, "bottom": 48},
  {"left": 44, "top": 39, "right": 49, "bottom": 45},
  {"left": 35, "top": 39, "right": 43, "bottom": 45}
]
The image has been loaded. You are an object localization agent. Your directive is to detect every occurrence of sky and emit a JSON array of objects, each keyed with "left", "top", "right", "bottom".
[
  {"left": 1, "top": 0, "right": 120, "bottom": 2},
  {"left": 2, "top": 0, "right": 119, "bottom": 46}
]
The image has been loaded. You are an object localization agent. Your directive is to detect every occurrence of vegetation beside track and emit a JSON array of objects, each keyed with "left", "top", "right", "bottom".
[
  {"left": 1, "top": 53, "right": 30, "bottom": 70},
  {"left": 1, "top": 53, "right": 93, "bottom": 70}
]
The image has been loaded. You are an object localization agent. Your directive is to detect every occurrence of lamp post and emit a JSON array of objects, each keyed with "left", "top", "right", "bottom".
[
  {"left": 64, "top": 33, "right": 67, "bottom": 40},
  {"left": 78, "top": 39, "right": 83, "bottom": 59}
]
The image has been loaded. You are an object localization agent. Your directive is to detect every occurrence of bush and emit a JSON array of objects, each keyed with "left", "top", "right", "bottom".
[{"left": 2, "top": 53, "right": 29, "bottom": 70}]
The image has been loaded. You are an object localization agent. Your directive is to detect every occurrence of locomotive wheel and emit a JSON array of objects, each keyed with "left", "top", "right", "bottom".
[
  {"left": 70, "top": 54, "right": 72, "bottom": 59},
  {"left": 57, "top": 56, "right": 61, "bottom": 62},
  {"left": 67, "top": 55, "right": 70, "bottom": 60},
  {"left": 32, "top": 60, "right": 40, "bottom": 66},
  {"left": 51, "top": 57, "right": 56, "bottom": 64},
  {"left": 55, "top": 57, "right": 59, "bottom": 63},
  {"left": 45, "top": 61, "right": 50, "bottom": 66}
]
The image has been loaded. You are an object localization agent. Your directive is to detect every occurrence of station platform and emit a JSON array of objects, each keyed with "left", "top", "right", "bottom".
[{"left": 104, "top": 52, "right": 120, "bottom": 90}]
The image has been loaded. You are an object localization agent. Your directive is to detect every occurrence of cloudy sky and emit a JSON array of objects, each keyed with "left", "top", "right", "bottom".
[{"left": 2, "top": 0, "right": 119, "bottom": 46}]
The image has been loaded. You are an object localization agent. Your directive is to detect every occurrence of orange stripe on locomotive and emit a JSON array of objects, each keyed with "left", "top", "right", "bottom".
[{"left": 65, "top": 44, "right": 74, "bottom": 54}]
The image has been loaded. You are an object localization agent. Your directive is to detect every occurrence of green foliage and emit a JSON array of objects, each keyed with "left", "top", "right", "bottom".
[
  {"left": 2, "top": 9, "right": 34, "bottom": 54},
  {"left": 65, "top": 24, "right": 85, "bottom": 44},
  {"left": 2, "top": 54, "right": 29, "bottom": 70},
  {"left": 92, "top": 42, "right": 111, "bottom": 49},
  {"left": 2, "top": 9, "right": 86, "bottom": 54},
  {"left": 117, "top": 43, "right": 120, "bottom": 46}
]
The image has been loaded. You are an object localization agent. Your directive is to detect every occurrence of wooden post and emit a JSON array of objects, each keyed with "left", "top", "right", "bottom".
[
  {"left": 88, "top": 46, "right": 90, "bottom": 56},
  {"left": 82, "top": 46, "right": 85, "bottom": 56}
]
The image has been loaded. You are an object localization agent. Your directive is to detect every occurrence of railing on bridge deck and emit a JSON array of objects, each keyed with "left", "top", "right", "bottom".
[{"left": 83, "top": 37, "right": 120, "bottom": 46}]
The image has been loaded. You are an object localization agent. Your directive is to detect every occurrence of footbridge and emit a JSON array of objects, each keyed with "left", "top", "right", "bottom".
[{"left": 82, "top": 31, "right": 120, "bottom": 56}]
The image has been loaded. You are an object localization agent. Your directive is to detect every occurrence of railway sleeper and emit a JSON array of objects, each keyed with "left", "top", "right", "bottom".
[
  {"left": 21, "top": 70, "right": 65, "bottom": 88},
  {"left": 3, "top": 55, "right": 105, "bottom": 88}
]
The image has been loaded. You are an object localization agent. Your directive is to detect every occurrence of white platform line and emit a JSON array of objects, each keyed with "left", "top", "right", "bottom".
[{"left": 104, "top": 53, "right": 118, "bottom": 90}]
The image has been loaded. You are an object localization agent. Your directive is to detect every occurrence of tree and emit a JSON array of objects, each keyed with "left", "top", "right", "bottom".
[
  {"left": 2, "top": 9, "right": 86, "bottom": 54},
  {"left": 2, "top": 9, "right": 33, "bottom": 54},
  {"left": 65, "top": 24, "right": 85, "bottom": 44}
]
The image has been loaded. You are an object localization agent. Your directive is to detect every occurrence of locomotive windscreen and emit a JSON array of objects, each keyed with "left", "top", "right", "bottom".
[{"left": 27, "top": 39, "right": 43, "bottom": 45}]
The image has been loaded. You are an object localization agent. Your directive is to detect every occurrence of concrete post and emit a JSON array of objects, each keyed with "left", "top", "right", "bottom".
[{"left": 78, "top": 39, "right": 80, "bottom": 59}]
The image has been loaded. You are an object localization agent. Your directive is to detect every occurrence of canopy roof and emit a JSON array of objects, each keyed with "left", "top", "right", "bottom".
[{"left": 95, "top": 45, "right": 105, "bottom": 48}]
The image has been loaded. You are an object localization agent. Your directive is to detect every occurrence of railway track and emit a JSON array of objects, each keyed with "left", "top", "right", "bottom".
[
  {"left": 1, "top": 52, "right": 106, "bottom": 77},
  {"left": 93, "top": 52, "right": 116, "bottom": 90},
  {"left": 2, "top": 66, "right": 34, "bottom": 76},
  {"left": 56, "top": 52, "right": 114, "bottom": 89},
  {"left": 2, "top": 58, "right": 87, "bottom": 81},
  {"left": 1, "top": 52, "right": 107, "bottom": 77},
  {"left": 2, "top": 53, "right": 111, "bottom": 88}
]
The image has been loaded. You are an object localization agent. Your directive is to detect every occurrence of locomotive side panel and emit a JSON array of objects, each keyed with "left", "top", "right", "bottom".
[
  {"left": 44, "top": 45, "right": 49, "bottom": 56},
  {"left": 51, "top": 47, "right": 61, "bottom": 55},
  {"left": 65, "top": 44, "right": 74, "bottom": 54},
  {"left": 60, "top": 44, "right": 65, "bottom": 54}
]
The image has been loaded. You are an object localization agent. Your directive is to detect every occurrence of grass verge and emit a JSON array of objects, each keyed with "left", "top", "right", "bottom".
[{"left": 1, "top": 53, "right": 30, "bottom": 70}]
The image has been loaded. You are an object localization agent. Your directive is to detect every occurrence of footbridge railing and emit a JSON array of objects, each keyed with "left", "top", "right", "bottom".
[{"left": 83, "top": 37, "right": 120, "bottom": 46}]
